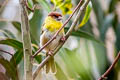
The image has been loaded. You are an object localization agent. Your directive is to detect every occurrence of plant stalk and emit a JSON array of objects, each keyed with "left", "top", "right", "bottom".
[{"left": 19, "top": 0, "right": 33, "bottom": 80}]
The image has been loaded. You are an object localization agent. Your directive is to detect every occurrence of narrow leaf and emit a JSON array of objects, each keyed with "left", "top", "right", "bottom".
[
  {"left": 30, "top": 10, "right": 42, "bottom": 44},
  {"left": 0, "top": 29, "right": 16, "bottom": 38},
  {"left": 65, "top": 28, "right": 103, "bottom": 44},
  {"left": 10, "top": 50, "right": 23, "bottom": 65},
  {"left": 36, "top": 0, "right": 51, "bottom": 12},
  {"left": 91, "top": 0, "right": 104, "bottom": 29},
  {"left": 12, "top": 21, "right": 21, "bottom": 32},
  {"left": 79, "top": 2, "right": 92, "bottom": 27},
  {"left": 55, "top": 63, "right": 68, "bottom": 80},
  {"left": 0, "top": 38, "right": 23, "bottom": 49},
  {"left": 32, "top": 44, "right": 42, "bottom": 63},
  {"left": 0, "top": 58, "right": 16, "bottom": 80},
  {"left": 28, "top": 0, "right": 33, "bottom": 9}
]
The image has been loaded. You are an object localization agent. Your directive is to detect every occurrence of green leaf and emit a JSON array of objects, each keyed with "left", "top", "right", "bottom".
[
  {"left": 36, "top": 0, "right": 51, "bottom": 12},
  {"left": 0, "top": 38, "right": 41, "bottom": 64},
  {"left": 92, "top": 41, "right": 108, "bottom": 74},
  {"left": 0, "top": 58, "right": 17, "bottom": 80},
  {"left": 28, "top": 0, "right": 33, "bottom": 9},
  {"left": 109, "top": 0, "right": 118, "bottom": 13},
  {"left": 32, "top": 45, "right": 42, "bottom": 63},
  {"left": 30, "top": 10, "right": 42, "bottom": 44},
  {"left": 59, "top": 48, "right": 77, "bottom": 78},
  {"left": 0, "top": 21, "right": 6, "bottom": 28},
  {"left": 0, "top": 38, "right": 23, "bottom": 49},
  {"left": 10, "top": 50, "right": 23, "bottom": 65},
  {"left": 79, "top": 2, "right": 92, "bottom": 27},
  {"left": 55, "top": 63, "right": 68, "bottom": 80},
  {"left": 11, "top": 21, "right": 38, "bottom": 44},
  {"left": 100, "top": 14, "right": 114, "bottom": 41},
  {"left": 0, "top": 29, "right": 16, "bottom": 38},
  {"left": 59, "top": 48, "right": 93, "bottom": 80},
  {"left": 34, "top": 55, "right": 42, "bottom": 63},
  {"left": 114, "top": 21, "right": 120, "bottom": 53},
  {"left": 12, "top": 10, "right": 42, "bottom": 45},
  {"left": 0, "top": 39, "right": 24, "bottom": 65},
  {"left": 90, "top": 0, "right": 104, "bottom": 29},
  {"left": 12, "top": 21, "right": 21, "bottom": 32},
  {"left": 65, "top": 28, "right": 103, "bottom": 44}
]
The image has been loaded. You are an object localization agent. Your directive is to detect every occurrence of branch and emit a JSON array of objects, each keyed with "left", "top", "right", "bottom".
[
  {"left": 19, "top": 0, "right": 33, "bottom": 80},
  {"left": 66, "top": 0, "right": 90, "bottom": 37},
  {"left": 33, "top": 0, "right": 90, "bottom": 79},
  {"left": 25, "top": 0, "right": 41, "bottom": 12},
  {"left": 32, "top": 0, "right": 83, "bottom": 58},
  {"left": 98, "top": 52, "right": 120, "bottom": 80}
]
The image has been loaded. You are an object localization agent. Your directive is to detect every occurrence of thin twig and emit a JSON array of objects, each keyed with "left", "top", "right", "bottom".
[
  {"left": 98, "top": 52, "right": 120, "bottom": 80},
  {"left": 32, "top": 0, "right": 83, "bottom": 58},
  {"left": 0, "top": 49, "right": 13, "bottom": 56},
  {"left": 74, "top": 0, "right": 89, "bottom": 31},
  {"left": 25, "top": 0, "right": 35, "bottom": 12},
  {"left": 19, "top": 0, "right": 33, "bottom": 80},
  {"left": 33, "top": 0, "right": 90, "bottom": 79},
  {"left": 66, "top": 0, "right": 90, "bottom": 37},
  {"left": 25, "top": 0, "right": 41, "bottom": 12}
]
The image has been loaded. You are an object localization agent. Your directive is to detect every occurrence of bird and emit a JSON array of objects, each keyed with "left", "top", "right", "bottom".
[{"left": 40, "top": 12, "right": 65, "bottom": 73}]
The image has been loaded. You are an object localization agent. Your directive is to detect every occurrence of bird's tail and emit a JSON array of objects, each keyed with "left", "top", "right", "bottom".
[{"left": 46, "top": 54, "right": 56, "bottom": 73}]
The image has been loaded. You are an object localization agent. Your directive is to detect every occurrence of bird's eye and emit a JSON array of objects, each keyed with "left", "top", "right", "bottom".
[
  {"left": 56, "top": 16, "right": 62, "bottom": 21},
  {"left": 54, "top": 15, "right": 58, "bottom": 18}
]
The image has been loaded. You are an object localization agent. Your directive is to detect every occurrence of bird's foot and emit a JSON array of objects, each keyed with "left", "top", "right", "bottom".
[
  {"left": 60, "top": 36, "right": 66, "bottom": 42},
  {"left": 48, "top": 50, "right": 54, "bottom": 56}
]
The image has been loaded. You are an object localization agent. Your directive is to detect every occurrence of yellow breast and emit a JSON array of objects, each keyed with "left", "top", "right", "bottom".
[{"left": 44, "top": 16, "right": 64, "bottom": 33}]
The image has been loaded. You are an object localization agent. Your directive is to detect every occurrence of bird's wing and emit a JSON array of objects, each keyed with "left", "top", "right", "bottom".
[{"left": 40, "top": 23, "right": 45, "bottom": 35}]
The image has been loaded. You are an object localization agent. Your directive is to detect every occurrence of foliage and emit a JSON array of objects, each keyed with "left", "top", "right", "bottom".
[
  {"left": 0, "top": 0, "right": 120, "bottom": 80},
  {"left": 51, "top": 0, "right": 73, "bottom": 15},
  {"left": 79, "top": 2, "right": 92, "bottom": 27}
]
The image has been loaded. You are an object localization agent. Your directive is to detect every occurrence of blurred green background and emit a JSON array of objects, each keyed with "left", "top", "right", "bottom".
[{"left": 0, "top": 0, "right": 120, "bottom": 80}]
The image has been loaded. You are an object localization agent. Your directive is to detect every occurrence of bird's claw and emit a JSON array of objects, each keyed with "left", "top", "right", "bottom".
[
  {"left": 48, "top": 50, "right": 54, "bottom": 56},
  {"left": 60, "top": 36, "right": 66, "bottom": 42},
  {"left": 101, "top": 76, "right": 107, "bottom": 80}
]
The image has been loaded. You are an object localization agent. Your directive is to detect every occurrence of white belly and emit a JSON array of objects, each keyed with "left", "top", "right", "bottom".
[{"left": 40, "top": 31, "right": 62, "bottom": 52}]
